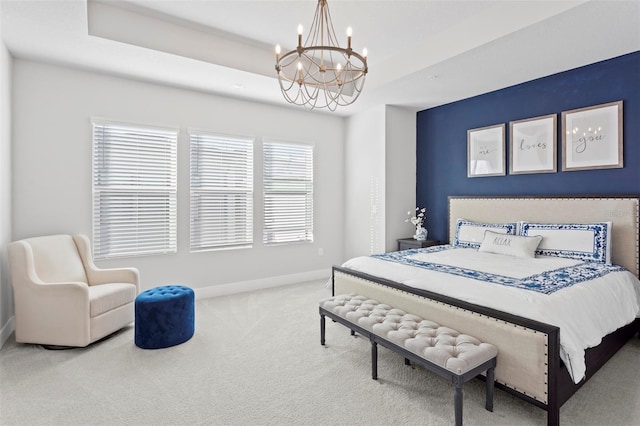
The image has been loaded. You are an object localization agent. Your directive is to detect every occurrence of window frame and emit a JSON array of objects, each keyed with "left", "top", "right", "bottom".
[
  {"left": 92, "top": 119, "right": 178, "bottom": 259},
  {"left": 262, "top": 138, "right": 314, "bottom": 246},
  {"left": 189, "top": 130, "right": 255, "bottom": 252}
]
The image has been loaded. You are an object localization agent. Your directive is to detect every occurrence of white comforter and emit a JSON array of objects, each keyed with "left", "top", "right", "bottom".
[{"left": 342, "top": 246, "right": 640, "bottom": 383}]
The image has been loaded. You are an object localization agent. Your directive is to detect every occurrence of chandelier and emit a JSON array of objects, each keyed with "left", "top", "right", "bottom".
[{"left": 275, "top": 0, "right": 368, "bottom": 111}]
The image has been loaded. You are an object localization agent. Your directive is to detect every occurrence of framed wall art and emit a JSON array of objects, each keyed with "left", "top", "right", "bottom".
[
  {"left": 467, "top": 123, "right": 505, "bottom": 178},
  {"left": 509, "top": 114, "right": 557, "bottom": 175},
  {"left": 561, "top": 101, "right": 623, "bottom": 171}
]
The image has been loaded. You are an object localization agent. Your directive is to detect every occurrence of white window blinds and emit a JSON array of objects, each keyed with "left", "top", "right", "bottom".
[
  {"left": 92, "top": 120, "right": 177, "bottom": 259},
  {"left": 190, "top": 132, "right": 254, "bottom": 251},
  {"left": 263, "top": 140, "right": 313, "bottom": 245}
]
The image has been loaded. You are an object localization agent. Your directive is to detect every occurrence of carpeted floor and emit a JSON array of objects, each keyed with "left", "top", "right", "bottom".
[{"left": 1, "top": 280, "right": 639, "bottom": 425}]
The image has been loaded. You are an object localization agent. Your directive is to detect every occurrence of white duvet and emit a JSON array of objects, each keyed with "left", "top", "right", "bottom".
[{"left": 342, "top": 246, "right": 640, "bottom": 383}]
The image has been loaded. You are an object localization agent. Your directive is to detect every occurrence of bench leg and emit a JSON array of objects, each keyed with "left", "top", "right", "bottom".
[
  {"left": 371, "top": 340, "right": 378, "bottom": 380},
  {"left": 485, "top": 366, "right": 495, "bottom": 412},
  {"left": 320, "top": 313, "right": 326, "bottom": 346},
  {"left": 351, "top": 329, "right": 355, "bottom": 336},
  {"left": 404, "top": 357, "right": 411, "bottom": 366},
  {"left": 454, "top": 383, "right": 463, "bottom": 426}
]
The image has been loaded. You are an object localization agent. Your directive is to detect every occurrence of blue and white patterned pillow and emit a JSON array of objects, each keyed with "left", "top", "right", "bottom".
[
  {"left": 453, "top": 219, "right": 517, "bottom": 249},
  {"left": 519, "top": 222, "right": 612, "bottom": 263}
]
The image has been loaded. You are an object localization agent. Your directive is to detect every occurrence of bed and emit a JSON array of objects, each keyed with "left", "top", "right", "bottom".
[{"left": 332, "top": 196, "right": 640, "bottom": 426}]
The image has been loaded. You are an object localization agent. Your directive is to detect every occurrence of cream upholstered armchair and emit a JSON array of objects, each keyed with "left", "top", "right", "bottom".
[{"left": 8, "top": 234, "right": 139, "bottom": 347}]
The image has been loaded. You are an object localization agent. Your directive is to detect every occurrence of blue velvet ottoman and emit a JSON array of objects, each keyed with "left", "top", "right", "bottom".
[{"left": 135, "top": 285, "right": 195, "bottom": 349}]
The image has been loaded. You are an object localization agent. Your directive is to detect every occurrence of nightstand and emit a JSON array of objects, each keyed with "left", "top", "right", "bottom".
[{"left": 396, "top": 238, "right": 441, "bottom": 251}]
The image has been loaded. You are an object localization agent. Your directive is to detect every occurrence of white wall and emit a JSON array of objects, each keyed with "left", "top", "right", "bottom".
[
  {"left": 344, "top": 105, "right": 386, "bottom": 260},
  {"left": 385, "top": 106, "right": 417, "bottom": 250},
  {"left": 344, "top": 105, "right": 416, "bottom": 260},
  {"left": 11, "top": 60, "right": 345, "bottom": 295},
  {"left": 0, "top": 7, "right": 15, "bottom": 346}
]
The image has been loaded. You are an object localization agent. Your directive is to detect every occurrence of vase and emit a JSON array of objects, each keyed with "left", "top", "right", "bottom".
[{"left": 414, "top": 227, "right": 428, "bottom": 241}]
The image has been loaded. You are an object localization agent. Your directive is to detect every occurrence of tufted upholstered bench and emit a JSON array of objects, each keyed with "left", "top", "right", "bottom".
[
  {"left": 135, "top": 285, "right": 195, "bottom": 349},
  {"left": 319, "top": 294, "right": 497, "bottom": 426}
]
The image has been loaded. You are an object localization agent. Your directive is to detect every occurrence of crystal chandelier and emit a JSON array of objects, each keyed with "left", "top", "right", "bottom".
[{"left": 275, "top": 0, "right": 368, "bottom": 111}]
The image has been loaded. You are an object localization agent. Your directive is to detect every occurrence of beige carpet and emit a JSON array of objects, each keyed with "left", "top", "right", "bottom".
[{"left": 1, "top": 280, "right": 639, "bottom": 425}]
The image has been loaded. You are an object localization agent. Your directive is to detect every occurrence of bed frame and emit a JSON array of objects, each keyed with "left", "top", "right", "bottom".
[{"left": 332, "top": 195, "right": 640, "bottom": 426}]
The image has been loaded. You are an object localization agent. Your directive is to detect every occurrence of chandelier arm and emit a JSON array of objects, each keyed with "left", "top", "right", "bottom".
[
  {"left": 274, "top": 0, "right": 368, "bottom": 110},
  {"left": 336, "top": 79, "right": 365, "bottom": 106},
  {"left": 322, "top": 1, "right": 342, "bottom": 49},
  {"left": 278, "top": 77, "right": 302, "bottom": 104},
  {"left": 279, "top": 70, "right": 365, "bottom": 107},
  {"left": 280, "top": 87, "right": 299, "bottom": 105},
  {"left": 277, "top": 72, "right": 299, "bottom": 90},
  {"left": 277, "top": 46, "right": 367, "bottom": 71},
  {"left": 301, "top": 74, "right": 321, "bottom": 99},
  {"left": 305, "top": 0, "right": 323, "bottom": 48}
]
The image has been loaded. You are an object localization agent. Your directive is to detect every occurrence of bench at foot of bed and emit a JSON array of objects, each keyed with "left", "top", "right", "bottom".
[{"left": 320, "top": 294, "right": 498, "bottom": 426}]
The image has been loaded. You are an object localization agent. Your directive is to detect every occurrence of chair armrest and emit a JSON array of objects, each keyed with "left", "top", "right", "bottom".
[
  {"left": 9, "top": 240, "right": 90, "bottom": 324},
  {"left": 9, "top": 239, "right": 90, "bottom": 293},
  {"left": 27, "top": 280, "right": 90, "bottom": 298},
  {"left": 16, "top": 280, "right": 91, "bottom": 339},
  {"left": 89, "top": 267, "right": 140, "bottom": 288},
  {"left": 72, "top": 235, "right": 140, "bottom": 292},
  {"left": 8, "top": 240, "right": 51, "bottom": 287}
]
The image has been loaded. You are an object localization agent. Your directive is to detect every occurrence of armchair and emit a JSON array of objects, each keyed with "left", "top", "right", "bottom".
[{"left": 8, "top": 234, "right": 139, "bottom": 347}]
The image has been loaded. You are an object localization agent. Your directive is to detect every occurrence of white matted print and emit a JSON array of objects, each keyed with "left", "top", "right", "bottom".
[
  {"left": 509, "top": 114, "right": 557, "bottom": 174},
  {"left": 562, "top": 101, "right": 623, "bottom": 171},
  {"left": 467, "top": 123, "right": 505, "bottom": 178}
]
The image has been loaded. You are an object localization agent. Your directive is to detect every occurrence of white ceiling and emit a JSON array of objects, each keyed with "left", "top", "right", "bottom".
[{"left": 2, "top": 0, "right": 639, "bottom": 117}]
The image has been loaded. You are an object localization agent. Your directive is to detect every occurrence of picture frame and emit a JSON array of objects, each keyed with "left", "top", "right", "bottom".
[
  {"left": 509, "top": 114, "right": 557, "bottom": 175},
  {"left": 561, "top": 101, "right": 623, "bottom": 171},
  {"left": 467, "top": 123, "right": 505, "bottom": 178}
]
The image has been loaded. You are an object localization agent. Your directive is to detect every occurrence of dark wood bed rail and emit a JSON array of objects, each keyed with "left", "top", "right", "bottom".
[
  {"left": 332, "top": 265, "right": 640, "bottom": 426},
  {"left": 332, "top": 266, "right": 559, "bottom": 336}
]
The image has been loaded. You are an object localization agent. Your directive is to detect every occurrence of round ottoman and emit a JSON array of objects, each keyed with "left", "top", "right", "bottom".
[{"left": 135, "top": 285, "right": 195, "bottom": 349}]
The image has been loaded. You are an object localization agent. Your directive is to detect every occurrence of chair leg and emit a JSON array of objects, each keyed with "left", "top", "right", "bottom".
[
  {"left": 320, "top": 314, "right": 326, "bottom": 346},
  {"left": 41, "top": 345, "right": 76, "bottom": 350}
]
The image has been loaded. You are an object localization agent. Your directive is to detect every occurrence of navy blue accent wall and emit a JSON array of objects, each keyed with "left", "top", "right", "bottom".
[{"left": 416, "top": 51, "right": 640, "bottom": 244}]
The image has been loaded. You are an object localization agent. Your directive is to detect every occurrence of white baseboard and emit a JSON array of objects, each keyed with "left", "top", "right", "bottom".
[
  {"left": 0, "top": 316, "right": 14, "bottom": 349},
  {"left": 194, "top": 269, "right": 331, "bottom": 300},
  {"left": 0, "top": 270, "right": 332, "bottom": 347}
]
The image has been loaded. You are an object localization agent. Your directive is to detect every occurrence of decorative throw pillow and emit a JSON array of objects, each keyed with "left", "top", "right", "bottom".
[
  {"left": 453, "top": 219, "right": 517, "bottom": 249},
  {"left": 519, "top": 221, "right": 612, "bottom": 263},
  {"left": 478, "top": 230, "right": 543, "bottom": 258}
]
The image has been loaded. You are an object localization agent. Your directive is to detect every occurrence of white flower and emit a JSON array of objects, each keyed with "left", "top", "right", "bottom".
[{"left": 405, "top": 207, "right": 426, "bottom": 229}]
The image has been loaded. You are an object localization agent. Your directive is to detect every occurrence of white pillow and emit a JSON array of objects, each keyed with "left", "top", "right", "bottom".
[
  {"left": 519, "top": 221, "right": 612, "bottom": 263},
  {"left": 453, "top": 219, "right": 518, "bottom": 249},
  {"left": 478, "top": 230, "right": 543, "bottom": 258}
]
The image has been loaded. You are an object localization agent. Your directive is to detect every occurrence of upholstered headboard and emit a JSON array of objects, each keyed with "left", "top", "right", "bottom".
[{"left": 449, "top": 196, "right": 640, "bottom": 277}]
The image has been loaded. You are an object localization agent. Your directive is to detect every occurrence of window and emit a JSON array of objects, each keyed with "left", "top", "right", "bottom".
[
  {"left": 190, "top": 131, "right": 253, "bottom": 251},
  {"left": 263, "top": 140, "right": 313, "bottom": 244},
  {"left": 92, "top": 120, "right": 177, "bottom": 259}
]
